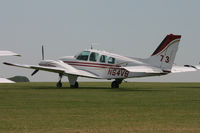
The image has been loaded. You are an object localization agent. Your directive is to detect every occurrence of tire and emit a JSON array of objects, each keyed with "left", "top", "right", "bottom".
[
  {"left": 56, "top": 82, "right": 62, "bottom": 88},
  {"left": 111, "top": 81, "right": 119, "bottom": 88},
  {"left": 70, "top": 82, "right": 79, "bottom": 88}
]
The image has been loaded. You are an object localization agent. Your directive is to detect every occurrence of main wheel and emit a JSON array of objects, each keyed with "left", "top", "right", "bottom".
[
  {"left": 111, "top": 81, "right": 119, "bottom": 88},
  {"left": 70, "top": 82, "right": 79, "bottom": 88},
  {"left": 56, "top": 81, "right": 62, "bottom": 88}
]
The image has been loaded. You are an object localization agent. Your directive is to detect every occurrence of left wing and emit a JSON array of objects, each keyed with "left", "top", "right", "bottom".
[
  {"left": 0, "top": 51, "right": 20, "bottom": 56},
  {"left": 4, "top": 61, "right": 98, "bottom": 79}
]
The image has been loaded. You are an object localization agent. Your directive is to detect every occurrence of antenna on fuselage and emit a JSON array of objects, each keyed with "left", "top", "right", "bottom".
[{"left": 90, "top": 42, "right": 100, "bottom": 50}]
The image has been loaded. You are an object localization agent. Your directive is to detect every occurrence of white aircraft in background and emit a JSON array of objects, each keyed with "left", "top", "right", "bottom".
[
  {"left": 0, "top": 51, "right": 20, "bottom": 83},
  {"left": 4, "top": 34, "right": 199, "bottom": 88}
]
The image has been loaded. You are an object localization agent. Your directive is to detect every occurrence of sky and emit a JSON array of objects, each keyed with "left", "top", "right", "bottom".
[{"left": 0, "top": 0, "right": 200, "bottom": 82}]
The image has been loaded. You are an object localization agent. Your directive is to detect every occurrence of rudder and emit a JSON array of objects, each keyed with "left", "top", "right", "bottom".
[{"left": 147, "top": 34, "right": 181, "bottom": 72}]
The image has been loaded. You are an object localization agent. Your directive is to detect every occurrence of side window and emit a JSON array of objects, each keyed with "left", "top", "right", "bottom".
[
  {"left": 89, "top": 52, "right": 99, "bottom": 62},
  {"left": 108, "top": 57, "right": 115, "bottom": 64},
  {"left": 100, "top": 55, "right": 107, "bottom": 63},
  {"left": 76, "top": 51, "right": 90, "bottom": 61}
]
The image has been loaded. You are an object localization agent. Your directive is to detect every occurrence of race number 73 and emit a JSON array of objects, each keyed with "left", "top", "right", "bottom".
[{"left": 160, "top": 55, "right": 170, "bottom": 63}]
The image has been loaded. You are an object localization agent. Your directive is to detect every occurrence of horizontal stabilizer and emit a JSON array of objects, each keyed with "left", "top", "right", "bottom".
[
  {"left": 122, "top": 66, "right": 163, "bottom": 73},
  {"left": 171, "top": 65, "right": 197, "bottom": 73}
]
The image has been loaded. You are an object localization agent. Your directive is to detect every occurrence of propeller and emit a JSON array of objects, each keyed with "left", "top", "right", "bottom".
[
  {"left": 31, "top": 45, "right": 45, "bottom": 76},
  {"left": 31, "top": 69, "right": 39, "bottom": 76},
  {"left": 42, "top": 45, "right": 44, "bottom": 60}
]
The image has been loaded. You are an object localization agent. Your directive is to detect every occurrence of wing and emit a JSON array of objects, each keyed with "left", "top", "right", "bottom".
[
  {"left": 3, "top": 61, "right": 98, "bottom": 79},
  {"left": 0, "top": 51, "right": 20, "bottom": 56},
  {"left": 171, "top": 65, "right": 197, "bottom": 73},
  {"left": 194, "top": 65, "right": 200, "bottom": 70},
  {"left": 0, "top": 78, "right": 15, "bottom": 83},
  {"left": 122, "top": 66, "right": 163, "bottom": 73}
]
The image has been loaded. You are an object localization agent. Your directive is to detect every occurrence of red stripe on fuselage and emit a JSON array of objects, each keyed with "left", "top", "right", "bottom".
[
  {"left": 64, "top": 61, "right": 120, "bottom": 67},
  {"left": 64, "top": 61, "right": 120, "bottom": 69}
]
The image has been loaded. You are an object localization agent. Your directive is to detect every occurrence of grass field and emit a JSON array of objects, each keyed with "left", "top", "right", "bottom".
[{"left": 0, "top": 82, "right": 200, "bottom": 133}]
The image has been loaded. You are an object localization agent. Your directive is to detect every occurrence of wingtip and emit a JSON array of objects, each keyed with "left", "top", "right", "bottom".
[{"left": 3, "top": 62, "right": 13, "bottom": 66}]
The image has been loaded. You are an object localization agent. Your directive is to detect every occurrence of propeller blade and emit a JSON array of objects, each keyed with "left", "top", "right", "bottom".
[
  {"left": 42, "top": 45, "right": 44, "bottom": 60},
  {"left": 31, "top": 69, "right": 39, "bottom": 76}
]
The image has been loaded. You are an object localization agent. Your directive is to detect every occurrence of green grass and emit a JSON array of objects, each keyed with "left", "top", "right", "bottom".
[{"left": 0, "top": 82, "right": 200, "bottom": 133}]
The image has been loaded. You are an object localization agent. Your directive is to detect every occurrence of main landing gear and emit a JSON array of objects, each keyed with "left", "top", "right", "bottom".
[
  {"left": 68, "top": 75, "right": 79, "bottom": 88},
  {"left": 70, "top": 81, "right": 79, "bottom": 88},
  {"left": 111, "top": 79, "right": 123, "bottom": 88},
  {"left": 56, "top": 74, "right": 79, "bottom": 88}
]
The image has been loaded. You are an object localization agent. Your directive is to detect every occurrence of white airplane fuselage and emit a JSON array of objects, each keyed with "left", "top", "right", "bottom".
[{"left": 57, "top": 49, "right": 164, "bottom": 80}]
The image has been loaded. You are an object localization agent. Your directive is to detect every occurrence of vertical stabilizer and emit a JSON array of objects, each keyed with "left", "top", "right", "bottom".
[{"left": 147, "top": 34, "right": 181, "bottom": 72}]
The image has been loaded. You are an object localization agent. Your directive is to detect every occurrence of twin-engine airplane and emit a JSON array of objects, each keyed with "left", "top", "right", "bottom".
[
  {"left": 0, "top": 51, "right": 20, "bottom": 83},
  {"left": 4, "top": 34, "right": 199, "bottom": 88}
]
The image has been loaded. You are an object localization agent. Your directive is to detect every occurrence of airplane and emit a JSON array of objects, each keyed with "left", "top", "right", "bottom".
[
  {"left": 0, "top": 51, "right": 20, "bottom": 83},
  {"left": 3, "top": 34, "right": 199, "bottom": 88}
]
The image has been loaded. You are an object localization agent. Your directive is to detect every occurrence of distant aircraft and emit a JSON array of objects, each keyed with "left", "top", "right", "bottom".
[
  {"left": 4, "top": 34, "right": 199, "bottom": 88},
  {"left": 0, "top": 51, "right": 20, "bottom": 83},
  {"left": 0, "top": 51, "right": 20, "bottom": 57}
]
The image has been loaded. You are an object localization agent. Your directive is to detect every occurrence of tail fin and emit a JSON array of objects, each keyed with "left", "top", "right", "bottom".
[{"left": 147, "top": 34, "right": 181, "bottom": 72}]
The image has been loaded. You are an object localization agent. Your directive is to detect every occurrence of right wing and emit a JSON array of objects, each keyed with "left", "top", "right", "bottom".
[{"left": 4, "top": 61, "right": 98, "bottom": 79}]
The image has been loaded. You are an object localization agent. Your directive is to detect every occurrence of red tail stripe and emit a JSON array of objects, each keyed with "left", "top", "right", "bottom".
[{"left": 152, "top": 34, "right": 181, "bottom": 56}]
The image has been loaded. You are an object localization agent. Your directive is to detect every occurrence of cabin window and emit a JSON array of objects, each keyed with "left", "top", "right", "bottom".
[
  {"left": 108, "top": 57, "right": 115, "bottom": 64},
  {"left": 76, "top": 51, "right": 90, "bottom": 61},
  {"left": 100, "top": 55, "right": 107, "bottom": 63},
  {"left": 89, "top": 52, "right": 99, "bottom": 62}
]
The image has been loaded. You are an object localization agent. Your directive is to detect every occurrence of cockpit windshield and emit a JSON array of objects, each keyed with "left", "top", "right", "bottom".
[{"left": 76, "top": 51, "right": 90, "bottom": 61}]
